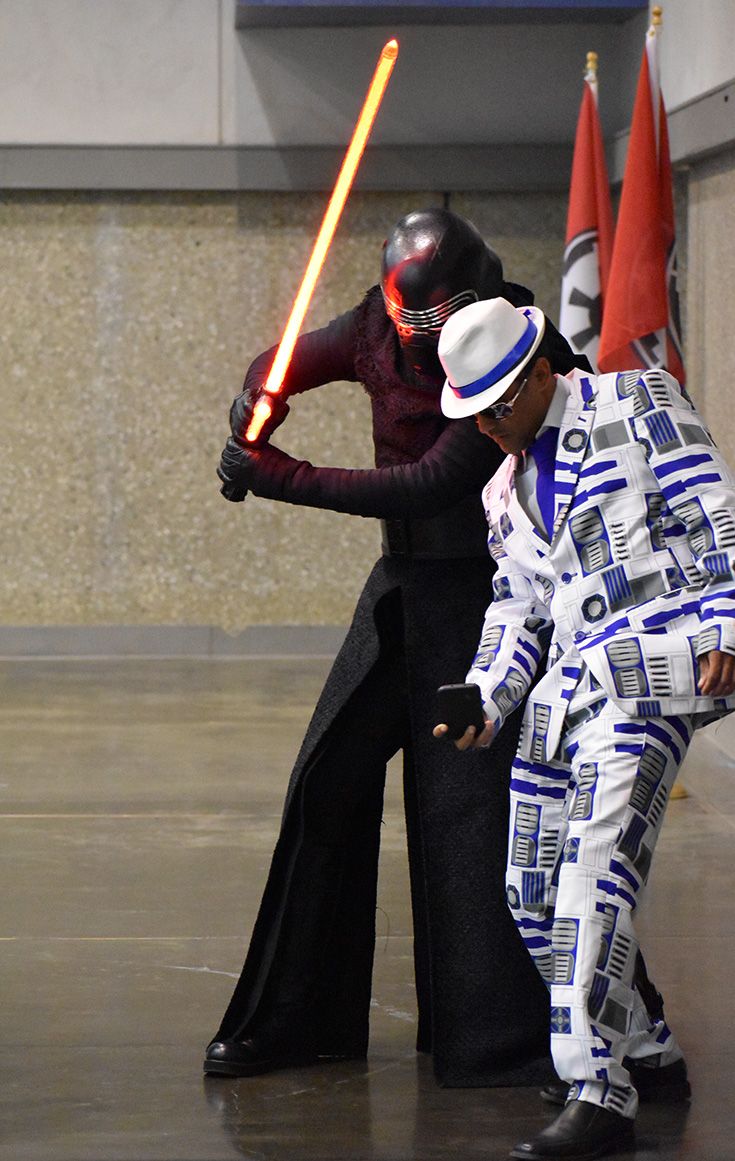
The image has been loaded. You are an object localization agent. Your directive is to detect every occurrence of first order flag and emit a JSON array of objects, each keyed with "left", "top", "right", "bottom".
[
  {"left": 560, "top": 52, "right": 615, "bottom": 373},
  {"left": 597, "top": 9, "right": 685, "bottom": 381}
]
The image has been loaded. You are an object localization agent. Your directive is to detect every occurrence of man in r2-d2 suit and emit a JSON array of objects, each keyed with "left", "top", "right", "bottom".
[{"left": 435, "top": 297, "right": 735, "bottom": 1161}]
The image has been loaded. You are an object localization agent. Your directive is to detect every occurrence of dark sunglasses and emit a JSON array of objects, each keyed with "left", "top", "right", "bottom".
[{"left": 478, "top": 374, "right": 529, "bottom": 422}]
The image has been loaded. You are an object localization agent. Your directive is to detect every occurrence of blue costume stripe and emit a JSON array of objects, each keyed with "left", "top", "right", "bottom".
[
  {"left": 589, "top": 479, "right": 628, "bottom": 497},
  {"left": 663, "top": 474, "right": 724, "bottom": 502},
  {"left": 701, "top": 604, "right": 735, "bottom": 623},
  {"left": 596, "top": 878, "right": 637, "bottom": 908},
  {"left": 680, "top": 597, "right": 702, "bottom": 615},
  {"left": 666, "top": 715, "right": 695, "bottom": 745},
  {"left": 583, "top": 616, "right": 633, "bottom": 645},
  {"left": 524, "top": 935, "right": 554, "bottom": 950},
  {"left": 641, "top": 607, "right": 692, "bottom": 629},
  {"left": 656, "top": 453, "right": 715, "bottom": 476},
  {"left": 581, "top": 459, "right": 620, "bottom": 477},
  {"left": 514, "top": 756, "right": 570, "bottom": 778},
  {"left": 645, "top": 411, "right": 677, "bottom": 446},
  {"left": 636, "top": 699, "right": 662, "bottom": 716},
  {"left": 703, "top": 594, "right": 735, "bottom": 608},
  {"left": 688, "top": 471, "right": 725, "bottom": 486},
  {"left": 510, "top": 777, "right": 569, "bottom": 800},
  {"left": 643, "top": 721, "right": 686, "bottom": 763},
  {"left": 641, "top": 597, "right": 700, "bottom": 630},
  {"left": 610, "top": 860, "right": 643, "bottom": 892},
  {"left": 517, "top": 916, "right": 554, "bottom": 934},
  {"left": 510, "top": 777, "right": 541, "bottom": 797},
  {"left": 616, "top": 886, "right": 637, "bottom": 908},
  {"left": 588, "top": 974, "right": 609, "bottom": 1012},
  {"left": 603, "top": 566, "right": 632, "bottom": 603},
  {"left": 702, "top": 552, "right": 733, "bottom": 578},
  {"left": 519, "top": 638, "right": 543, "bottom": 661},
  {"left": 522, "top": 871, "right": 546, "bottom": 904}
]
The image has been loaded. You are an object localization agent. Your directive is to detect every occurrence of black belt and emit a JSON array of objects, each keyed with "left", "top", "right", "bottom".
[{"left": 380, "top": 502, "right": 489, "bottom": 560}]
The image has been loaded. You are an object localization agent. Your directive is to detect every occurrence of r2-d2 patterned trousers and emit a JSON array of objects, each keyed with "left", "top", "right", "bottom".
[{"left": 506, "top": 667, "right": 693, "bottom": 1119}]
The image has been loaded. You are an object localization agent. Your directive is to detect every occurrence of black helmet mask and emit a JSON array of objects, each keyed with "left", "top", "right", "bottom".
[{"left": 381, "top": 208, "right": 505, "bottom": 379}]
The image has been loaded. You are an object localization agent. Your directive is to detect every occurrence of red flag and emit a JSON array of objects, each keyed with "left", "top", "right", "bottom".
[
  {"left": 597, "top": 12, "right": 685, "bottom": 381},
  {"left": 560, "top": 52, "right": 615, "bottom": 373}
]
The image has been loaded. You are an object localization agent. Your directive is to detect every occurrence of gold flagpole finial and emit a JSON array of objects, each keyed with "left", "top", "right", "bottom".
[
  {"left": 586, "top": 51, "right": 598, "bottom": 78},
  {"left": 652, "top": 6, "right": 662, "bottom": 26}
]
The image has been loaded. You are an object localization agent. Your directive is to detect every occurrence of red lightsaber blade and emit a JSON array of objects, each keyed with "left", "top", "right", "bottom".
[{"left": 244, "top": 38, "right": 399, "bottom": 444}]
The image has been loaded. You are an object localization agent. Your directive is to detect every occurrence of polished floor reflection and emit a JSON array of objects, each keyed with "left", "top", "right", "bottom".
[{"left": 1, "top": 656, "right": 734, "bottom": 1160}]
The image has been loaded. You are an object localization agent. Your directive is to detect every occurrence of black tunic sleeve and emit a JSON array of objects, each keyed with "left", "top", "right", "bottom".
[
  {"left": 242, "top": 309, "right": 360, "bottom": 398},
  {"left": 235, "top": 416, "right": 502, "bottom": 519}
]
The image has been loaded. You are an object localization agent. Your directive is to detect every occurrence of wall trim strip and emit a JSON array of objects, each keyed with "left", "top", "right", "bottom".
[{"left": 0, "top": 625, "right": 348, "bottom": 659}]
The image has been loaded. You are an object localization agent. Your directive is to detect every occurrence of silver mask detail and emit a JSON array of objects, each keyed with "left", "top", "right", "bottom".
[{"left": 382, "top": 288, "right": 480, "bottom": 342}]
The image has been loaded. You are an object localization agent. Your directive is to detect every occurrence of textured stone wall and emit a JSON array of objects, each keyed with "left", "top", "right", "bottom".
[
  {"left": 685, "top": 148, "right": 735, "bottom": 468},
  {"left": 0, "top": 189, "right": 574, "bottom": 630}
]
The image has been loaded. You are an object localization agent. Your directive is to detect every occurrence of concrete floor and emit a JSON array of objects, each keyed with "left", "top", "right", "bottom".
[{"left": 2, "top": 656, "right": 735, "bottom": 1161}]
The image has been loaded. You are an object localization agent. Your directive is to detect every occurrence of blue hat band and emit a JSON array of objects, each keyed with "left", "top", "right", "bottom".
[{"left": 451, "top": 316, "right": 536, "bottom": 400}]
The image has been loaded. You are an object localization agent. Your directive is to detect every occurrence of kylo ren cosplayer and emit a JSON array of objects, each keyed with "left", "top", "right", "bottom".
[{"left": 206, "top": 209, "right": 590, "bottom": 1087}]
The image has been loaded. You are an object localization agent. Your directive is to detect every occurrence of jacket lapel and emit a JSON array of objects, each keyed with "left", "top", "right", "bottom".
[
  {"left": 548, "top": 378, "right": 595, "bottom": 546},
  {"left": 488, "top": 372, "right": 597, "bottom": 555},
  {"left": 505, "top": 456, "right": 554, "bottom": 556}
]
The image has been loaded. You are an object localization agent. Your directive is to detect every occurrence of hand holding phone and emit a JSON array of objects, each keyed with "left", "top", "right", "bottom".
[{"left": 436, "top": 682, "right": 487, "bottom": 741}]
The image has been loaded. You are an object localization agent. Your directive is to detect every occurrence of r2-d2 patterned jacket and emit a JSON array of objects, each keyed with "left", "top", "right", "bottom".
[{"left": 467, "top": 366, "right": 735, "bottom": 760}]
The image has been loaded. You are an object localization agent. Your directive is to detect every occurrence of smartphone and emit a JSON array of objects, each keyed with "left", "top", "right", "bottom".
[{"left": 436, "top": 682, "right": 486, "bottom": 740}]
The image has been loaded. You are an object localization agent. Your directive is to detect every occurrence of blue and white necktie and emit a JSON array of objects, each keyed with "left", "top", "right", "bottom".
[{"left": 528, "top": 426, "right": 559, "bottom": 540}]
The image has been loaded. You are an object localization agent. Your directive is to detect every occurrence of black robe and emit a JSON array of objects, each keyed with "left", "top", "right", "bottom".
[{"left": 212, "top": 286, "right": 582, "bottom": 1085}]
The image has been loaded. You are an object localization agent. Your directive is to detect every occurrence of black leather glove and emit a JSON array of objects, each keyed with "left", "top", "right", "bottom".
[
  {"left": 229, "top": 384, "right": 290, "bottom": 447},
  {"left": 217, "top": 436, "right": 257, "bottom": 502}
]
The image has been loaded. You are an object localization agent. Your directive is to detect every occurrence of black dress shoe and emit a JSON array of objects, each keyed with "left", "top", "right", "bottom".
[
  {"left": 540, "top": 1081, "right": 573, "bottom": 1107},
  {"left": 203, "top": 1036, "right": 321, "bottom": 1077},
  {"left": 203, "top": 1035, "right": 364, "bottom": 1077},
  {"left": 510, "top": 1099, "right": 635, "bottom": 1160},
  {"left": 625, "top": 1055, "right": 691, "bottom": 1102},
  {"left": 540, "top": 1056, "right": 691, "bottom": 1107}
]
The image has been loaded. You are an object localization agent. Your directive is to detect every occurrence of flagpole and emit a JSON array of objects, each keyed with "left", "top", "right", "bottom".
[
  {"left": 559, "top": 48, "right": 614, "bottom": 373},
  {"left": 647, "top": 7, "right": 663, "bottom": 156},
  {"left": 585, "top": 50, "right": 599, "bottom": 100}
]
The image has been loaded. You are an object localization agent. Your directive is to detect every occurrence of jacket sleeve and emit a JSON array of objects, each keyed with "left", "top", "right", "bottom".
[
  {"left": 242, "top": 309, "right": 360, "bottom": 398},
  {"left": 630, "top": 369, "right": 735, "bottom": 656},
  {"left": 236, "top": 416, "right": 503, "bottom": 518},
  {"left": 465, "top": 507, "right": 553, "bottom": 734}
]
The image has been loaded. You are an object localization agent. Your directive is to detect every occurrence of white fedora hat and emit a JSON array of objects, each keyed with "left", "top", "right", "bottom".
[{"left": 439, "top": 298, "right": 546, "bottom": 419}]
